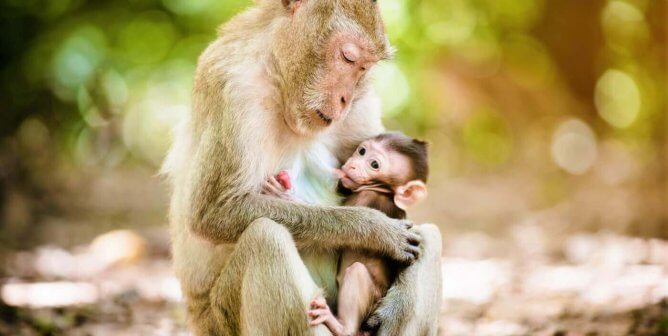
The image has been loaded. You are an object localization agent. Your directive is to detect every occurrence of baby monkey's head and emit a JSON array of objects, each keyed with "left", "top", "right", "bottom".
[{"left": 337, "top": 132, "right": 429, "bottom": 210}]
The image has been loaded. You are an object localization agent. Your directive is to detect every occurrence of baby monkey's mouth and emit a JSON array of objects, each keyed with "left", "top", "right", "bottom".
[
  {"left": 316, "top": 110, "right": 332, "bottom": 126},
  {"left": 339, "top": 173, "right": 361, "bottom": 189}
]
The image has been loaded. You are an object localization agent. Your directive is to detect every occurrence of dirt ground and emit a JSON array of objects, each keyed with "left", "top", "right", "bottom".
[{"left": 2, "top": 233, "right": 668, "bottom": 336}]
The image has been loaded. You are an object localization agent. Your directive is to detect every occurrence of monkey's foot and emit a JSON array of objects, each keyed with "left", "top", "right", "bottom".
[{"left": 308, "top": 297, "right": 351, "bottom": 336}]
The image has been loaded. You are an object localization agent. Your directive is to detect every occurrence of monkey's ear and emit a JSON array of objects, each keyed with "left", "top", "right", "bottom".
[
  {"left": 281, "top": 0, "right": 302, "bottom": 13},
  {"left": 394, "top": 180, "right": 427, "bottom": 210}
]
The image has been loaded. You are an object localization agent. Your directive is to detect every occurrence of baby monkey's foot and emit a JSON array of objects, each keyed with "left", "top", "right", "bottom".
[{"left": 308, "top": 297, "right": 351, "bottom": 336}]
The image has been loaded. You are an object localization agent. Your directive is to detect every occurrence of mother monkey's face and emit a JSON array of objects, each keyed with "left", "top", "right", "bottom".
[{"left": 273, "top": 0, "right": 393, "bottom": 136}]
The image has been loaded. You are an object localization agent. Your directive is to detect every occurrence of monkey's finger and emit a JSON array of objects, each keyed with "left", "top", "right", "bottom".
[
  {"left": 264, "top": 181, "right": 283, "bottom": 195},
  {"left": 402, "top": 220, "right": 414, "bottom": 229},
  {"left": 268, "top": 176, "right": 286, "bottom": 192},
  {"left": 405, "top": 244, "right": 421, "bottom": 259},
  {"left": 311, "top": 298, "right": 327, "bottom": 308},
  {"left": 261, "top": 183, "right": 273, "bottom": 194},
  {"left": 399, "top": 251, "right": 416, "bottom": 264},
  {"left": 406, "top": 231, "right": 422, "bottom": 246},
  {"left": 309, "top": 315, "right": 329, "bottom": 326},
  {"left": 262, "top": 184, "right": 277, "bottom": 196},
  {"left": 308, "top": 309, "right": 329, "bottom": 317}
]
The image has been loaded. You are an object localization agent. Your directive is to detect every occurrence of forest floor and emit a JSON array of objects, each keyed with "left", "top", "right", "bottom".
[{"left": 1, "top": 170, "right": 667, "bottom": 335}]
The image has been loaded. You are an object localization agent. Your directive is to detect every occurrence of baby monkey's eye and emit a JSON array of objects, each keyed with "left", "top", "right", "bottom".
[
  {"left": 370, "top": 160, "right": 380, "bottom": 170},
  {"left": 358, "top": 147, "right": 366, "bottom": 156}
]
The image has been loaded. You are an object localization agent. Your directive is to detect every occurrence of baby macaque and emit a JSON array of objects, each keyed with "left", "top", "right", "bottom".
[{"left": 262, "top": 132, "right": 429, "bottom": 336}]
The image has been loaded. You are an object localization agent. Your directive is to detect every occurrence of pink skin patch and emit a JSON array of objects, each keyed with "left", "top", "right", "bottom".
[
  {"left": 316, "top": 32, "right": 379, "bottom": 123},
  {"left": 276, "top": 171, "right": 291, "bottom": 190}
]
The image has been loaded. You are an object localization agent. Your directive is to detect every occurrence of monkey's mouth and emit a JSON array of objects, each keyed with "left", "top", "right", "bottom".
[
  {"left": 339, "top": 173, "right": 360, "bottom": 189},
  {"left": 315, "top": 110, "right": 332, "bottom": 126}
]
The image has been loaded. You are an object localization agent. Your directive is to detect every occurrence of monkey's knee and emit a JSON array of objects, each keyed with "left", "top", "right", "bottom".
[
  {"left": 240, "top": 217, "right": 295, "bottom": 251},
  {"left": 344, "top": 262, "right": 368, "bottom": 278},
  {"left": 342, "top": 262, "right": 374, "bottom": 290},
  {"left": 240, "top": 218, "right": 320, "bottom": 305}
]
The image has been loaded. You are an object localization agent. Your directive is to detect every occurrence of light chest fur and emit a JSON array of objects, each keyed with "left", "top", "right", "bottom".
[{"left": 261, "top": 127, "right": 344, "bottom": 302}]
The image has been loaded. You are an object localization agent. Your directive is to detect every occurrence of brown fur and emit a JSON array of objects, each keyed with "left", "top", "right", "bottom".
[{"left": 332, "top": 134, "right": 429, "bottom": 335}]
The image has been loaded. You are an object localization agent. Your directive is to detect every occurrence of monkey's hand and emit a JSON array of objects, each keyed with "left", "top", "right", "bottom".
[
  {"left": 261, "top": 174, "right": 297, "bottom": 202},
  {"left": 359, "top": 208, "right": 421, "bottom": 264}
]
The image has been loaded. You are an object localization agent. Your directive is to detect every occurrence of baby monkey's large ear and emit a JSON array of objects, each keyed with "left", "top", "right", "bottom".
[{"left": 394, "top": 180, "right": 428, "bottom": 210}]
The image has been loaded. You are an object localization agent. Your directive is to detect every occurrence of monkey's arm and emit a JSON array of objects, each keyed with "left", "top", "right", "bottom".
[
  {"left": 187, "top": 133, "right": 418, "bottom": 262},
  {"left": 193, "top": 185, "right": 419, "bottom": 262}
]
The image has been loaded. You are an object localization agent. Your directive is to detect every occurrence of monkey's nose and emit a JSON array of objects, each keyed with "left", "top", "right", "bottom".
[{"left": 340, "top": 95, "right": 348, "bottom": 106}]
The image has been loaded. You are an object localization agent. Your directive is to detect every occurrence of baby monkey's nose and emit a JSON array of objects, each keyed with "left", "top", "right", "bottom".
[{"left": 340, "top": 94, "right": 350, "bottom": 107}]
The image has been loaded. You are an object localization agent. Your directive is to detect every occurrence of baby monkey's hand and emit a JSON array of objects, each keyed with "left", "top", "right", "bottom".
[
  {"left": 308, "top": 297, "right": 350, "bottom": 336},
  {"left": 261, "top": 171, "right": 296, "bottom": 201}
]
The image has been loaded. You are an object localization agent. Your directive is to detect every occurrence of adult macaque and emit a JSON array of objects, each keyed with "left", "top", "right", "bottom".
[
  {"left": 264, "top": 132, "right": 430, "bottom": 336},
  {"left": 163, "top": 0, "right": 442, "bottom": 335}
]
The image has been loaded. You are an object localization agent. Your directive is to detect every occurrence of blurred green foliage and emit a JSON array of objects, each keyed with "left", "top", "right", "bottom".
[{"left": 0, "top": 0, "right": 665, "bottom": 173}]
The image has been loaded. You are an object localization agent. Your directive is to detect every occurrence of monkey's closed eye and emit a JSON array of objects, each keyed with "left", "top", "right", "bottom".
[
  {"left": 358, "top": 147, "right": 366, "bottom": 156},
  {"left": 342, "top": 50, "right": 355, "bottom": 64}
]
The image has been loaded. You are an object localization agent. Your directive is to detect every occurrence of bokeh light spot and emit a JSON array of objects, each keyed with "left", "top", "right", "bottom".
[
  {"left": 551, "top": 119, "right": 598, "bottom": 175},
  {"left": 102, "top": 69, "right": 129, "bottom": 109},
  {"left": 422, "top": 0, "right": 477, "bottom": 46},
  {"left": 380, "top": 0, "right": 409, "bottom": 38},
  {"left": 51, "top": 26, "right": 107, "bottom": 100},
  {"left": 595, "top": 69, "right": 641, "bottom": 128},
  {"left": 373, "top": 62, "right": 410, "bottom": 117},
  {"left": 118, "top": 12, "right": 177, "bottom": 65},
  {"left": 601, "top": 0, "right": 648, "bottom": 53},
  {"left": 121, "top": 62, "right": 192, "bottom": 164}
]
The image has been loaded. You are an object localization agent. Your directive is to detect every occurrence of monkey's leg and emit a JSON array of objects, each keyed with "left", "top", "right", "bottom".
[
  {"left": 337, "top": 262, "right": 378, "bottom": 335},
  {"left": 365, "top": 224, "right": 443, "bottom": 336},
  {"left": 210, "top": 218, "right": 333, "bottom": 336}
]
